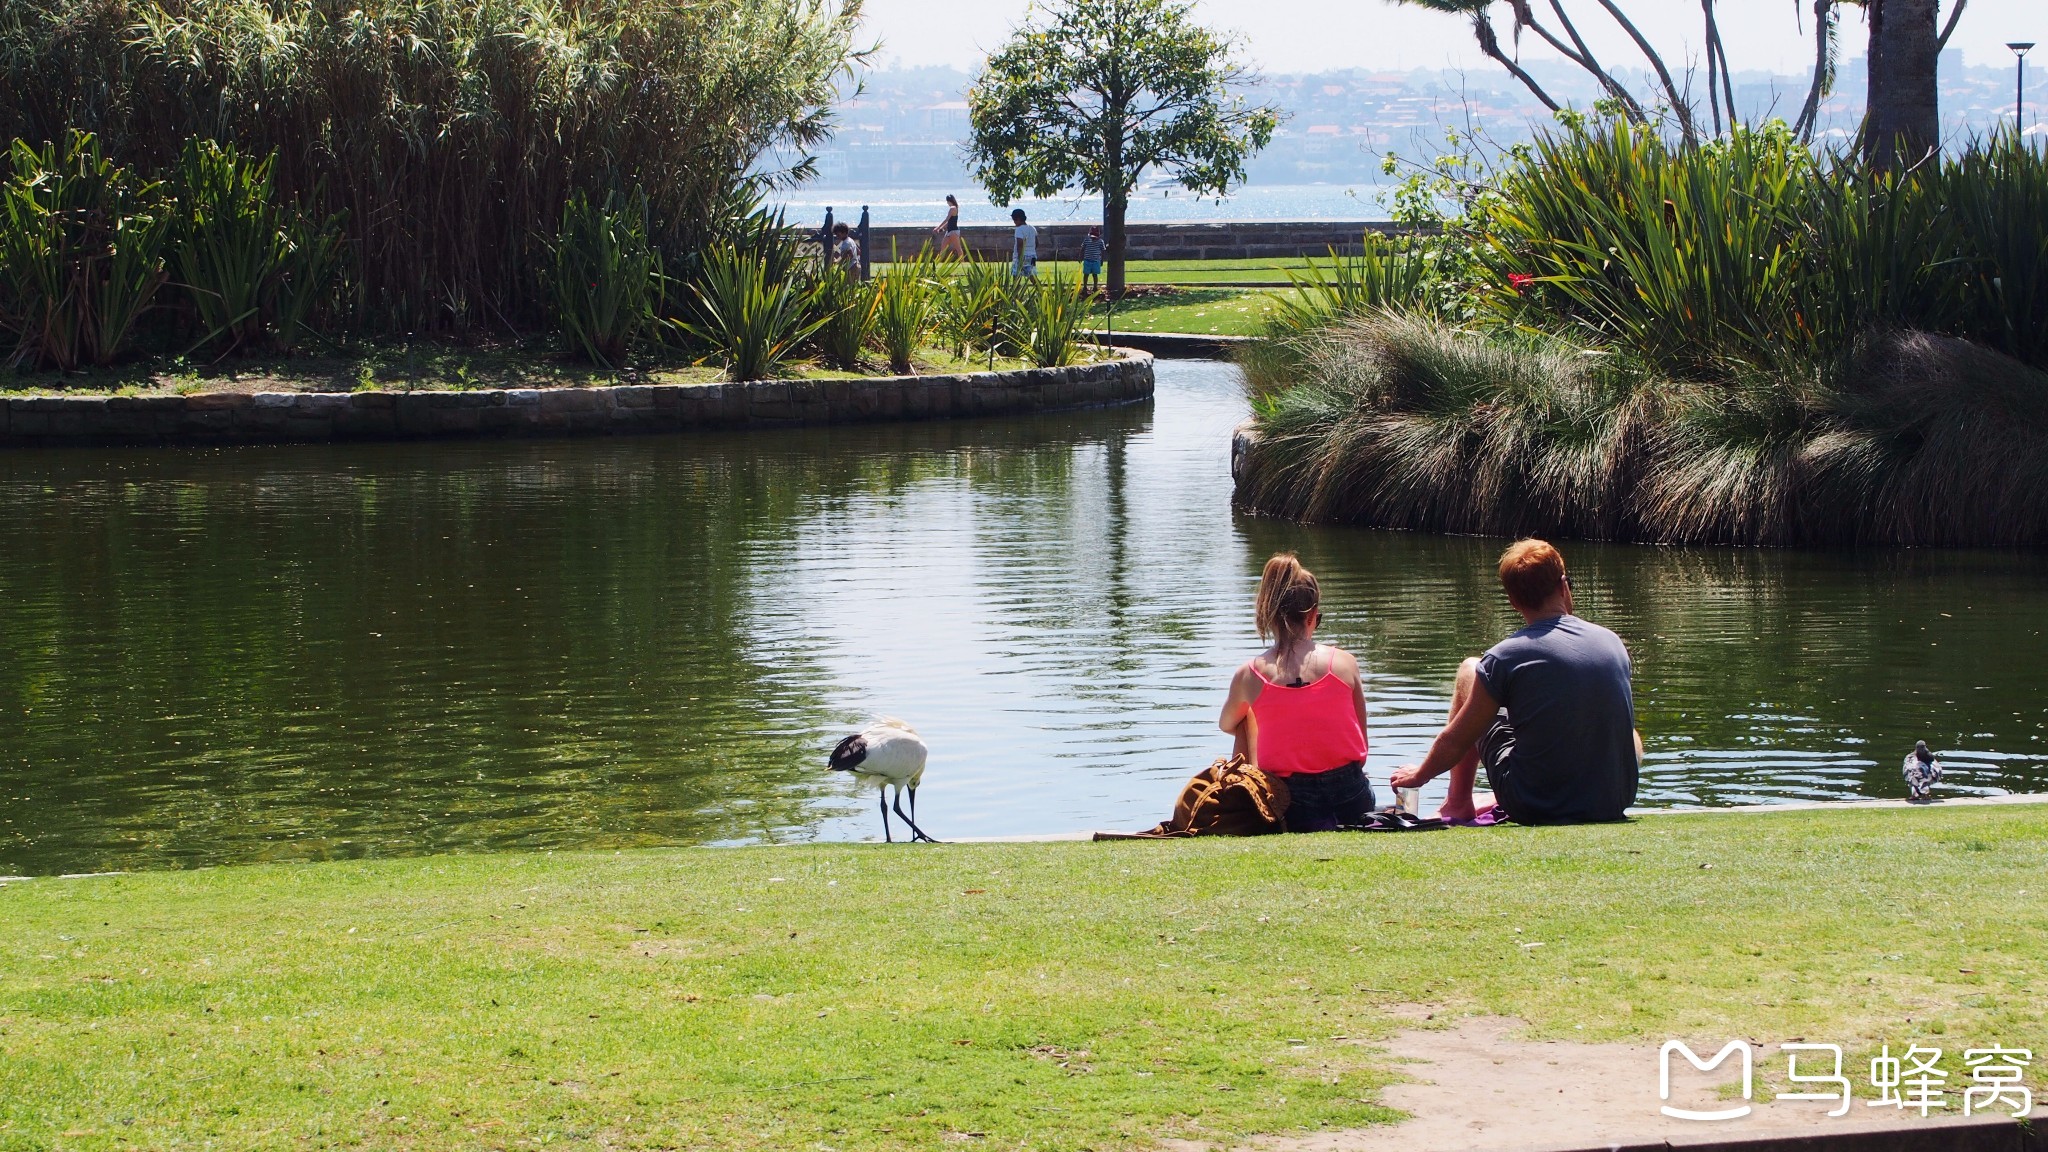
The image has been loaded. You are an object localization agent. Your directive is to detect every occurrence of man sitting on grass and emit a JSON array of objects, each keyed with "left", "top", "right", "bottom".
[{"left": 1392, "top": 539, "right": 1641, "bottom": 824}]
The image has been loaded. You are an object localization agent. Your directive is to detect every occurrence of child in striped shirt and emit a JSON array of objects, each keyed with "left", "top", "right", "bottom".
[{"left": 1080, "top": 226, "right": 1105, "bottom": 294}]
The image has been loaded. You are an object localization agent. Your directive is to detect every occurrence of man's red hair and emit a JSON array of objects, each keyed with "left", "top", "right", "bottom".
[{"left": 1498, "top": 539, "right": 1566, "bottom": 610}]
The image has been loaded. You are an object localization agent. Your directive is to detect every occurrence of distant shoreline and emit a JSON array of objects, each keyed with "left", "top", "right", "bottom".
[{"left": 769, "top": 181, "right": 1400, "bottom": 227}]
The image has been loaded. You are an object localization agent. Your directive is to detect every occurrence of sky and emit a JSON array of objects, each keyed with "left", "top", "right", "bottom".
[{"left": 855, "top": 0, "right": 2044, "bottom": 77}]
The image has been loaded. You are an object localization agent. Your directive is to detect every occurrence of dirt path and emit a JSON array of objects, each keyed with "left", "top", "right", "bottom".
[{"left": 1183, "top": 1014, "right": 2006, "bottom": 1152}]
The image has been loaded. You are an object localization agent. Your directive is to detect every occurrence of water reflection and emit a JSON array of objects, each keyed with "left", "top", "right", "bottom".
[{"left": 2, "top": 362, "right": 2045, "bottom": 873}]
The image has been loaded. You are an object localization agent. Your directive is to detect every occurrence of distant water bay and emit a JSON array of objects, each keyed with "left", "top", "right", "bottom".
[
  {"left": 4, "top": 362, "right": 2047, "bottom": 875},
  {"left": 768, "top": 183, "right": 1396, "bottom": 228}
]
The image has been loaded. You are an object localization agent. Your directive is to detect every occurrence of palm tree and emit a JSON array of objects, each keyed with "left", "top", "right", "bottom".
[
  {"left": 1795, "top": 1, "right": 1970, "bottom": 165},
  {"left": 1861, "top": 0, "right": 1944, "bottom": 168}
]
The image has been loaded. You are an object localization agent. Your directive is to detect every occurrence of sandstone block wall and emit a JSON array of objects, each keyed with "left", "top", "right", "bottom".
[{"left": 864, "top": 220, "right": 1409, "bottom": 264}]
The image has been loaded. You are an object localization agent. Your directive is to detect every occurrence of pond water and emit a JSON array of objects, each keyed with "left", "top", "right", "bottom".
[{"left": 4, "top": 362, "right": 2046, "bottom": 875}]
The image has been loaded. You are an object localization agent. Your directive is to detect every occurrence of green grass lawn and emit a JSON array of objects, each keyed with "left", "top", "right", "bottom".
[
  {"left": 0, "top": 344, "right": 1056, "bottom": 399},
  {"left": 3, "top": 805, "right": 2043, "bottom": 1151},
  {"left": 1040, "top": 259, "right": 1310, "bottom": 286},
  {"left": 1088, "top": 288, "right": 1293, "bottom": 336}
]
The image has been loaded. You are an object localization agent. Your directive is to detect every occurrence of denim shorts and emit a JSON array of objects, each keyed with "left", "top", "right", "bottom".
[
  {"left": 1082, "top": 259, "right": 1102, "bottom": 275},
  {"left": 1281, "top": 761, "right": 1375, "bottom": 833}
]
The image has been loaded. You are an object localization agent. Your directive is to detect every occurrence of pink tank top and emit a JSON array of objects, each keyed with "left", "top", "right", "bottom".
[{"left": 1248, "top": 667, "right": 1368, "bottom": 777}]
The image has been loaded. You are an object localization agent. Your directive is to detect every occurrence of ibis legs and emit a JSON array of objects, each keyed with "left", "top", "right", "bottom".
[
  {"left": 889, "top": 785, "right": 939, "bottom": 843},
  {"left": 871, "top": 785, "right": 938, "bottom": 844}
]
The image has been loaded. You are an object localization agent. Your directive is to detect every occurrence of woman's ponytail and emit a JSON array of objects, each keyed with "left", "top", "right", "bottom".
[{"left": 1255, "top": 553, "right": 1321, "bottom": 647}]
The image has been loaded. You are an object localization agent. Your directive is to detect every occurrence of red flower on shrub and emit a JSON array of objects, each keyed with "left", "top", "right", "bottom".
[{"left": 1506, "top": 273, "right": 1534, "bottom": 294}]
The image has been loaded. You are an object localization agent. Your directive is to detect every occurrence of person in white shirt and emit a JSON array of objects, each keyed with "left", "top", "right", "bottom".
[
  {"left": 1010, "top": 209, "right": 1037, "bottom": 277},
  {"left": 829, "top": 222, "right": 860, "bottom": 276}
]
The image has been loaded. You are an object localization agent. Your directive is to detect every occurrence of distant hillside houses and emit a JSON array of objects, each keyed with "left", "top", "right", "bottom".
[{"left": 780, "top": 54, "right": 2046, "bottom": 189}]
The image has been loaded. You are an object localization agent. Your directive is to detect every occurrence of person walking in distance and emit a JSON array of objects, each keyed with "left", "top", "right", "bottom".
[
  {"left": 829, "top": 222, "right": 860, "bottom": 276},
  {"left": 934, "top": 194, "right": 964, "bottom": 258},
  {"left": 1010, "top": 208, "right": 1038, "bottom": 278}
]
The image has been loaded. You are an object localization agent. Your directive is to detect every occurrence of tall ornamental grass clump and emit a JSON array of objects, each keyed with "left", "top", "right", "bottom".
[
  {"left": 1938, "top": 142, "right": 2048, "bottom": 367},
  {"left": 937, "top": 257, "right": 1019, "bottom": 363},
  {"left": 1268, "top": 233, "right": 1434, "bottom": 340},
  {"left": 172, "top": 140, "right": 341, "bottom": 354},
  {"left": 0, "top": 0, "right": 863, "bottom": 335},
  {"left": 810, "top": 264, "right": 880, "bottom": 371},
  {"left": 0, "top": 132, "right": 169, "bottom": 370},
  {"left": 874, "top": 248, "right": 940, "bottom": 374},
  {"left": 1482, "top": 120, "right": 1815, "bottom": 378},
  {"left": 1237, "top": 316, "right": 2048, "bottom": 547},
  {"left": 550, "top": 190, "right": 664, "bottom": 368},
  {"left": 1481, "top": 121, "right": 2048, "bottom": 376},
  {"left": 679, "top": 242, "right": 823, "bottom": 382},
  {"left": 1239, "top": 315, "right": 1643, "bottom": 539},
  {"left": 1244, "top": 232, "right": 1436, "bottom": 390},
  {"left": 1018, "top": 270, "right": 1088, "bottom": 368},
  {"left": 1236, "top": 120, "right": 2048, "bottom": 546},
  {"left": 926, "top": 255, "right": 1094, "bottom": 369}
]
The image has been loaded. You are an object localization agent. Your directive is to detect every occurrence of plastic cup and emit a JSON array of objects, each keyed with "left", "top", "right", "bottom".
[{"left": 1396, "top": 786, "right": 1422, "bottom": 816}]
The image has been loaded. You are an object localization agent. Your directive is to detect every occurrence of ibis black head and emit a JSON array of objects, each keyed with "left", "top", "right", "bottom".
[
  {"left": 829, "top": 733, "right": 867, "bottom": 772},
  {"left": 1915, "top": 740, "right": 1933, "bottom": 762}
]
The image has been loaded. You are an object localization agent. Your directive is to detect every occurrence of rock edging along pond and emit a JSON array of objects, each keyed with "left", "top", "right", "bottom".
[{"left": 0, "top": 351, "right": 1154, "bottom": 447}]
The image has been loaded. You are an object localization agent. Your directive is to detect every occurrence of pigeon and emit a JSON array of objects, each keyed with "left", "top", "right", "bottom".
[{"left": 1902, "top": 740, "right": 1943, "bottom": 801}]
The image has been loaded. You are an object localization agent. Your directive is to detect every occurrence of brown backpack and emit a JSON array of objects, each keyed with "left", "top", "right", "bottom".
[{"left": 1095, "top": 754, "right": 1291, "bottom": 839}]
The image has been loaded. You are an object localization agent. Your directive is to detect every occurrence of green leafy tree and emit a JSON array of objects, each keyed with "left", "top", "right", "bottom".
[{"left": 965, "top": 0, "right": 1278, "bottom": 298}]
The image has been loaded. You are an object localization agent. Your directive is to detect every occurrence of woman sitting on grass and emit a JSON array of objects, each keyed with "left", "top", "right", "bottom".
[{"left": 1218, "top": 553, "right": 1373, "bottom": 831}]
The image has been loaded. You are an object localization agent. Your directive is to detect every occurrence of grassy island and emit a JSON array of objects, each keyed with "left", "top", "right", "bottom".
[
  {"left": 1234, "top": 122, "right": 2048, "bottom": 547},
  {"left": 4, "top": 803, "right": 2044, "bottom": 1150},
  {"left": 0, "top": 343, "right": 1076, "bottom": 401}
]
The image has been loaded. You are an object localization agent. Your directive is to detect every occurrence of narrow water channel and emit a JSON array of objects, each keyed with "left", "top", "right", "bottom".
[{"left": 3, "top": 361, "right": 2044, "bottom": 874}]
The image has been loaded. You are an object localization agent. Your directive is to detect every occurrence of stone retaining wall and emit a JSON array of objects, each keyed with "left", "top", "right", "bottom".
[
  {"left": 866, "top": 220, "right": 1410, "bottom": 264},
  {"left": 0, "top": 351, "right": 1153, "bottom": 448}
]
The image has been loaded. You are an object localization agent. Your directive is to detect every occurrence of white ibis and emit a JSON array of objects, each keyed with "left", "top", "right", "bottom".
[
  {"left": 829, "top": 718, "right": 937, "bottom": 843},
  {"left": 1903, "top": 740, "right": 1943, "bottom": 801}
]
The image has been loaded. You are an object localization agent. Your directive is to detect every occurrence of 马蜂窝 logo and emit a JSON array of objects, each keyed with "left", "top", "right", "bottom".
[
  {"left": 1658, "top": 1041, "right": 2031, "bottom": 1121},
  {"left": 1659, "top": 1040, "right": 1753, "bottom": 1120}
]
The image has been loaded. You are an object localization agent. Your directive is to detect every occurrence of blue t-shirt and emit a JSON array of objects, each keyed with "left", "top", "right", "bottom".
[{"left": 1474, "top": 614, "right": 1637, "bottom": 823}]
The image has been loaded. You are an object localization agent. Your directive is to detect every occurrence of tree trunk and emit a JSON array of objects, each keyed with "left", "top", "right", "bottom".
[
  {"left": 1864, "top": 0, "right": 1941, "bottom": 168},
  {"left": 1104, "top": 191, "right": 1129, "bottom": 300},
  {"left": 1792, "top": 0, "right": 1837, "bottom": 142}
]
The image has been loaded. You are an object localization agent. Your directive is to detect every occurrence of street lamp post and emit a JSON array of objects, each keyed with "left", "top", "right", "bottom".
[{"left": 2012, "top": 43, "right": 2036, "bottom": 137}]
